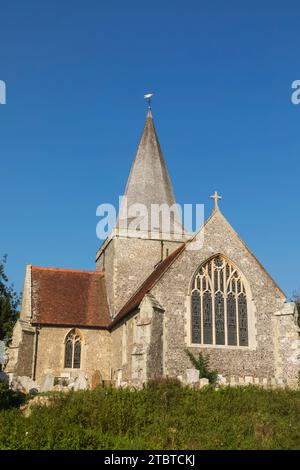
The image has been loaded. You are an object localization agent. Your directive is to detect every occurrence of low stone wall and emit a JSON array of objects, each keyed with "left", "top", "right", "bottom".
[{"left": 215, "top": 374, "right": 288, "bottom": 387}]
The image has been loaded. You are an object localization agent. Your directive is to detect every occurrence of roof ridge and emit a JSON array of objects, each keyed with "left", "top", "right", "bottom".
[{"left": 32, "top": 266, "right": 104, "bottom": 275}]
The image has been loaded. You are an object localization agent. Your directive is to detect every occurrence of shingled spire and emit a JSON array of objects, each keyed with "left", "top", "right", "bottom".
[{"left": 118, "top": 110, "right": 183, "bottom": 239}]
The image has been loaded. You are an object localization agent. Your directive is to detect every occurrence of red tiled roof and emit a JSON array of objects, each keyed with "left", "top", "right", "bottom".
[
  {"left": 110, "top": 243, "right": 186, "bottom": 327},
  {"left": 31, "top": 267, "right": 110, "bottom": 327}
]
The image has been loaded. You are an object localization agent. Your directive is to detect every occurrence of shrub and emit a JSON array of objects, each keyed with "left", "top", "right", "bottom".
[
  {"left": 146, "top": 376, "right": 182, "bottom": 391},
  {"left": 0, "top": 381, "right": 25, "bottom": 410}
]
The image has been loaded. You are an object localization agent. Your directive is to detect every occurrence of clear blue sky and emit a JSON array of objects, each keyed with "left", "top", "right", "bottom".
[{"left": 0, "top": 0, "right": 299, "bottom": 298}]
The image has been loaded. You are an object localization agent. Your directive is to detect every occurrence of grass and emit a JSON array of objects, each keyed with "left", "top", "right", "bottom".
[{"left": 0, "top": 379, "right": 300, "bottom": 450}]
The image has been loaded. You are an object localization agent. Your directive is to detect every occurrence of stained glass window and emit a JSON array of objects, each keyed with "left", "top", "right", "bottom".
[
  {"left": 191, "top": 255, "right": 248, "bottom": 347},
  {"left": 65, "top": 329, "right": 82, "bottom": 368},
  {"left": 64, "top": 338, "right": 73, "bottom": 368},
  {"left": 73, "top": 339, "right": 81, "bottom": 369},
  {"left": 191, "top": 291, "right": 201, "bottom": 343},
  {"left": 227, "top": 293, "right": 237, "bottom": 345},
  {"left": 215, "top": 292, "right": 225, "bottom": 345},
  {"left": 238, "top": 293, "right": 248, "bottom": 346},
  {"left": 203, "top": 291, "right": 213, "bottom": 344}
]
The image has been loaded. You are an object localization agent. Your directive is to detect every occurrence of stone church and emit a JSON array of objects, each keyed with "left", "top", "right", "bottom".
[{"left": 6, "top": 109, "right": 300, "bottom": 388}]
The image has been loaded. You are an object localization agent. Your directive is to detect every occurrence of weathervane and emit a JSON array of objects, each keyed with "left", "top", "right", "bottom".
[
  {"left": 210, "top": 191, "right": 222, "bottom": 210},
  {"left": 144, "top": 93, "right": 154, "bottom": 110}
]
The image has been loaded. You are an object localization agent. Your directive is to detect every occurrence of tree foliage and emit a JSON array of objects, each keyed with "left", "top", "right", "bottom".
[{"left": 0, "top": 255, "right": 20, "bottom": 345}]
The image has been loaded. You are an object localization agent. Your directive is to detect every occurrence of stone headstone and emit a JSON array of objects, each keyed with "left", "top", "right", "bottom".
[
  {"left": 41, "top": 373, "right": 55, "bottom": 392},
  {"left": 91, "top": 370, "right": 102, "bottom": 389},
  {"left": 254, "top": 377, "right": 260, "bottom": 385},
  {"left": 276, "top": 378, "right": 284, "bottom": 387},
  {"left": 186, "top": 368, "right": 199, "bottom": 384},
  {"left": 262, "top": 378, "right": 268, "bottom": 387},
  {"left": 116, "top": 369, "right": 123, "bottom": 387},
  {"left": 217, "top": 374, "right": 227, "bottom": 385},
  {"left": 199, "top": 378, "right": 209, "bottom": 388},
  {"left": 238, "top": 377, "right": 244, "bottom": 385},
  {"left": 11, "top": 376, "right": 40, "bottom": 393},
  {"left": 245, "top": 376, "right": 253, "bottom": 384},
  {"left": 230, "top": 376, "right": 236, "bottom": 386},
  {"left": 73, "top": 371, "right": 88, "bottom": 391}
]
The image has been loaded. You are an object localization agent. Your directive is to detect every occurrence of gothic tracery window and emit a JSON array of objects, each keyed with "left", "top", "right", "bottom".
[
  {"left": 64, "top": 329, "right": 82, "bottom": 368},
  {"left": 191, "top": 256, "right": 249, "bottom": 347}
]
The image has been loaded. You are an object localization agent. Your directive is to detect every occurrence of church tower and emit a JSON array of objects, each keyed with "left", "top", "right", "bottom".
[{"left": 96, "top": 109, "right": 185, "bottom": 316}]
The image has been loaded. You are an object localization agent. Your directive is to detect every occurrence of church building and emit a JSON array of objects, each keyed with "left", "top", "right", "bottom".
[{"left": 6, "top": 108, "right": 299, "bottom": 388}]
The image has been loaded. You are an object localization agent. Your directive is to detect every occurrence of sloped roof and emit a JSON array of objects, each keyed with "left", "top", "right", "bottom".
[{"left": 31, "top": 267, "right": 110, "bottom": 327}]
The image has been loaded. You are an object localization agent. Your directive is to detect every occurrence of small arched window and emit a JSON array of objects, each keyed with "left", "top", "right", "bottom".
[
  {"left": 64, "top": 329, "right": 82, "bottom": 368},
  {"left": 191, "top": 255, "right": 249, "bottom": 347}
]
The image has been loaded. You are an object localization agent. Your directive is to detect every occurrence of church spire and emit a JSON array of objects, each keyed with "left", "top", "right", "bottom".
[
  {"left": 118, "top": 109, "right": 183, "bottom": 239},
  {"left": 124, "top": 110, "right": 177, "bottom": 208}
]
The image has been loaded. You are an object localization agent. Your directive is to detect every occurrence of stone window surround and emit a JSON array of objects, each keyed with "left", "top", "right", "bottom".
[
  {"left": 63, "top": 328, "right": 85, "bottom": 370},
  {"left": 185, "top": 254, "right": 257, "bottom": 351}
]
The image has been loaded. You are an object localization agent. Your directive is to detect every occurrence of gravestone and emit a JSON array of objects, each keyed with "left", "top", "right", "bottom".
[
  {"left": 41, "top": 373, "right": 54, "bottom": 392},
  {"left": 186, "top": 368, "right": 199, "bottom": 384},
  {"left": 262, "top": 378, "right": 268, "bottom": 387},
  {"left": 91, "top": 370, "right": 102, "bottom": 389},
  {"left": 199, "top": 378, "right": 209, "bottom": 388},
  {"left": 12, "top": 376, "right": 40, "bottom": 393},
  {"left": 276, "top": 378, "right": 284, "bottom": 387},
  {"left": 116, "top": 369, "right": 123, "bottom": 387},
  {"left": 217, "top": 374, "right": 227, "bottom": 385},
  {"left": 230, "top": 376, "right": 236, "bottom": 386},
  {"left": 73, "top": 371, "right": 88, "bottom": 391},
  {"left": 245, "top": 376, "right": 253, "bottom": 384}
]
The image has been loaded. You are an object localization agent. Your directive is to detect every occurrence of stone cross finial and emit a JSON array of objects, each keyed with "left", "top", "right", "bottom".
[{"left": 210, "top": 191, "right": 222, "bottom": 210}]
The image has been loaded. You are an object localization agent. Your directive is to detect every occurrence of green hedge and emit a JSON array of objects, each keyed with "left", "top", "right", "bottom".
[{"left": 0, "top": 380, "right": 300, "bottom": 449}]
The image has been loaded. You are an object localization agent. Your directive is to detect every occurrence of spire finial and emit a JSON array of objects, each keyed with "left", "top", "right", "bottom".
[
  {"left": 144, "top": 93, "right": 154, "bottom": 111},
  {"left": 210, "top": 191, "right": 222, "bottom": 210}
]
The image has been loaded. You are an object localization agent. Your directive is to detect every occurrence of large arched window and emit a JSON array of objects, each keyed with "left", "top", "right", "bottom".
[
  {"left": 64, "top": 329, "right": 82, "bottom": 368},
  {"left": 191, "top": 255, "right": 248, "bottom": 347}
]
